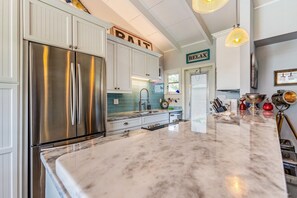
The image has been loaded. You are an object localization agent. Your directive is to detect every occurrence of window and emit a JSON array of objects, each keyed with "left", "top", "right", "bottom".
[{"left": 167, "top": 73, "right": 180, "bottom": 93}]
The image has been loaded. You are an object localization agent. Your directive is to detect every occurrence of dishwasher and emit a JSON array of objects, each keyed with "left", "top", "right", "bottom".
[{"left": 169, "top": 111, "right": 183, "bottom": 123}]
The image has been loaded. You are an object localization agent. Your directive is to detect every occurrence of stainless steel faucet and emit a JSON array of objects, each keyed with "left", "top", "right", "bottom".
[{"left": 139, "top": 88, "right": 150, "bottom": 112}]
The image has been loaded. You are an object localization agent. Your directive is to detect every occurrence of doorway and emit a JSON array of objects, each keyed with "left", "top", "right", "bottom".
[{"left": 184, "top": 66, "right": 215, "bottom": 120}]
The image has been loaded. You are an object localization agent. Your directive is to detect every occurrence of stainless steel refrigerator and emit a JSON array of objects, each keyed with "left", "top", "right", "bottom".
[{"left": 27, "top": 42, "right": 106, "bottom": 198}]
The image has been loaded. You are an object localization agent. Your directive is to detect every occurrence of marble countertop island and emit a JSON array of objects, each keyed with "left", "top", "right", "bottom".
[{"left": 41, "top": 112, "right": 287, "bottom": 198}]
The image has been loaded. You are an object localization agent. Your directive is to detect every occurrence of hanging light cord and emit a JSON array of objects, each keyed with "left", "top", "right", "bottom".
[{"left": 236, "top": 0, "right": 240, "bottom": 27}]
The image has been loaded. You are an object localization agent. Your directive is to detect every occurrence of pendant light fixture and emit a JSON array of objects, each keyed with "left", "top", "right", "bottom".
[
  {"left": 225, "top": 0, "right": 249, "bottom": 47},
  {"left": 192, "top": 0, "right": 229, "bottom": 14}
]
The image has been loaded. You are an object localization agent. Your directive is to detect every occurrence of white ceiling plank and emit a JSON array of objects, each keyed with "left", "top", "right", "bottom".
[
  {"left": 184, "top": 0, "right": 213, "bottom": 45},
  {"left": 129, "top": 0, "right": 181, "bottom": 51}
]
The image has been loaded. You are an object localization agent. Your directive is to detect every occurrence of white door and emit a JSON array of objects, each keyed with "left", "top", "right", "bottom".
[
  {"left": 116, "top": 44, "right": 131, "bottom": 92},
  {"left": 0, "top": 0, "right": 18, "bottom": 83},
  {"left": 24, "top": 0, "right": 72, "bottom": 49},
  {"left": 73, "top": 16, "right": 106, "bottom": 57},
  {"left": 184, "top": 66, "right": 215, "bottom": 120},
  {"left": 132, "top": 49, "right": 146, "bottom": 77},
  {"left": 146, "top": 54, "right": 159, "bottom": 80},
  {"left": 106, "top": 41, "right": 116, "bottom": 91},
  {"left": 0, "top": 84, "right": 18, "bottom": 198}
]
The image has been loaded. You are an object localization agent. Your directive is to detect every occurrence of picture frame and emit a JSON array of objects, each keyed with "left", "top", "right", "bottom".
[
  {"left": 186, "top": 49, "right": 210, "bottom": 64},
  {"left": 274, "top": 68, "right": 297, "bottom": 86},
  {"left": 250, "top": 53, "right": 258, "bottom": 89}
]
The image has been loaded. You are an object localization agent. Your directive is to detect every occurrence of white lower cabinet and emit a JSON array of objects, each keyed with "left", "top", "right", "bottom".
[
  {"left": 107, "top": 113, "right": 169, "bottom": 135},
  {"left": 106, "top": 40, "right": 132, "bottom": 93},
  {"left": 107, "top": 118, "right": 142, "bottom": 132},
  {"left": 0, "top": 84, "right": 18, "bottom": 198},
  {"left": 141, "top": 114, "right": 169, "bottom": 125}
]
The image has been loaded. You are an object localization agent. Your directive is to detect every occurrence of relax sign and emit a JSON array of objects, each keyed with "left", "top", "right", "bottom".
[
  {"left": 110, "top": 26, "right": 153, "bottom": 51},
  {"left": 186, "top": 49, "right": 210, "bottom": 64}
]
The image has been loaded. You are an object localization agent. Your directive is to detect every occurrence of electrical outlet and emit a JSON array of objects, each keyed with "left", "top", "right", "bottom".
[{"left": 114, "top": 99, "right": 119, "bottom": 105}]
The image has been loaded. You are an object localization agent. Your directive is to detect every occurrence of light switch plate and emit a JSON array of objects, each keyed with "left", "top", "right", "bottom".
[{"left": 114, "top": 99, "right": 119, "bottom": 105}]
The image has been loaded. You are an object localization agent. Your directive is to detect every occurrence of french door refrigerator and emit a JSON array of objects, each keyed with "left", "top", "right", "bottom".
[{"left": 28, "top": 42, "right": 106, "bottom": 198}]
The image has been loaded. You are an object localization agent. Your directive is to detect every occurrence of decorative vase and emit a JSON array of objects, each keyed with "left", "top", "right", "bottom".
[
  {"left": 263, "top": 98, "right": 274, "bottom": 111},
  {"left": 239, "top": 98, "right": 246, "bottom": 110}
]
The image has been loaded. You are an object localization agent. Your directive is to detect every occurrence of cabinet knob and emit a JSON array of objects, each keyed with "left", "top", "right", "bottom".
[
  {"left": 114, "top": 87, "right": 117, "bottom": 90},
  {"left": 69, "top": 45, "right": 72, "bottom": 48},
  {"left": 118, "top": 87, "right": 120, "bottom": 90},
  {"left": 74, "top": 46, "right": 78, "bottom": 49},
  {"left": 123, "top": 122, "right": 129, "bottom": 126}
]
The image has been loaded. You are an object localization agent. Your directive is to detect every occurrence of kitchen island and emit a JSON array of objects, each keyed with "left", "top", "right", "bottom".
[{"left": 41, "top": 111, "right": 287, "bottom": 198}]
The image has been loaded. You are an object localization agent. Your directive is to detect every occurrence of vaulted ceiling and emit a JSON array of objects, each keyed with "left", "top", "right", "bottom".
[{"left": 80, "top": 0, "right": 277, "bottom": 53}]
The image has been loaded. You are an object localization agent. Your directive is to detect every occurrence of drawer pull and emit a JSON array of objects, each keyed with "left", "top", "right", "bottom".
[
  {"left": 124, "top": 130, "right": 130, "bottom": 133},
  {"left": 123, "top": 122, "right": 129, "bottom": 126}
]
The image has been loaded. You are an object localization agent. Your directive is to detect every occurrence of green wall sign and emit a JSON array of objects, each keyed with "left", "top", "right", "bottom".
[{"left": 186, "top": 49, "right": 210, "bottom": 64}]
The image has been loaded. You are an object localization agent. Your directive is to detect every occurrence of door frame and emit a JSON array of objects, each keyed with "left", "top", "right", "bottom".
[{"left": 181, "top": 63, "right": 215, "bottom": 119}]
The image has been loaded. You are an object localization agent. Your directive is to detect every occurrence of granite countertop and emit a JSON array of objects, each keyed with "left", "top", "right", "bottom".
[
  {"left": 41, "top": 111, "right": 287, "bottom": 198},
  {"left": 107, "top": 109, "right": 182, "bottom": 121}
]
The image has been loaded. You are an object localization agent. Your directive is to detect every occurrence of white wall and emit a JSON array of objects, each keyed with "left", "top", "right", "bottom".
[
  {"left": 254, "top": 0, "right": 297, "bottom": 41},
  {"left": 256, "top": 39, "right": 297, "bottom": 148},
  {"left": 163, "top": 41, "right": 215, "bottom": 70}
]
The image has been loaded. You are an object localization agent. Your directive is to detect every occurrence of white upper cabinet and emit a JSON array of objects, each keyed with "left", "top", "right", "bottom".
[
  {"left": 106, "top": 41, "right": 116, "bottom": 91},
  {"left": 24, "top": 0, "right": 107, "bottom": 57},
  {"left": 0, "top": 0, "right": 18, "bottom": 83},
  {"left": 24, "top": 0, "right": 72, "bottom": 49},
  {"left": 132, "top": 49, "right": 146, "bottom": 77},
  {"left": 146, "top": 54, "right": 159, "bottom": 80},
  {"left": 216, "top": 33, "right": 240, "bottom": 90},
  {"left": 73, "top": 16, "right": 106, "bottom": 57},
  {"left": 132, "top": 50, "right": 160, "bottom": 81},
  {"left": 106, "top": 41, "right": 132, "bottom": 93},
  {"left": 116, "top": 44, "right": 132, "bottom": 92}
]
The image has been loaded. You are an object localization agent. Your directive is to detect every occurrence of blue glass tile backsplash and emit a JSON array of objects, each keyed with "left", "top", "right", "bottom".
[{"left": 107, "top": 80, "right": 164, "bottom": 114}]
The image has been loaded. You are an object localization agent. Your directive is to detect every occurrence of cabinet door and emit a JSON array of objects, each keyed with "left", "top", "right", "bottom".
[
  {"left": 73, "top": 16, "right": 106, "bottom": 57},
  {"left": 116, "top": 44, "right": 132, "bottom": 92},
  {"left": 132, "top": 49, "right": 146, "bottom": 77},
  {"left": 0, "top": 0, "right": 18, "bottom": 83},
  {"left": 106, "top": 41, "right": 116, "bottom": 91},
  {"left": 146, "top": 54, "right": 159, "bottom": 80},
  {"left": 24, "top": 0, "right": 72, "bottom": 49},
  {"left": 0, "top": 84, "right": 18, "bottom": 198},
  {"left": 216, "top": 35, "right": 240, "bottom": 90}
]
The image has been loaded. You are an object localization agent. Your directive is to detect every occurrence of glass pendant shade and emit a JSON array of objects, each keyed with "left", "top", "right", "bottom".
[
  {"left": 225, "top": 25, "right": 249, "bottom": 47},
  {"left": 192, "top": 0, "right": 229, "bottom": 14}
]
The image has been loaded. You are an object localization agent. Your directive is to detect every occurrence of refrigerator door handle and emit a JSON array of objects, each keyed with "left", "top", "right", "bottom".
[
  {"left": 70, "top": 63, "right": 76, "bottom": 126},
  {"left": 78, "top": 63, "right": 82, "bottom": 124}
]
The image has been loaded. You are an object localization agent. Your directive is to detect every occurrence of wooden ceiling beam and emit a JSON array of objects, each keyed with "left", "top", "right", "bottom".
[{"left": 129, "top": 0, "right": 181, "bottom": 51}]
